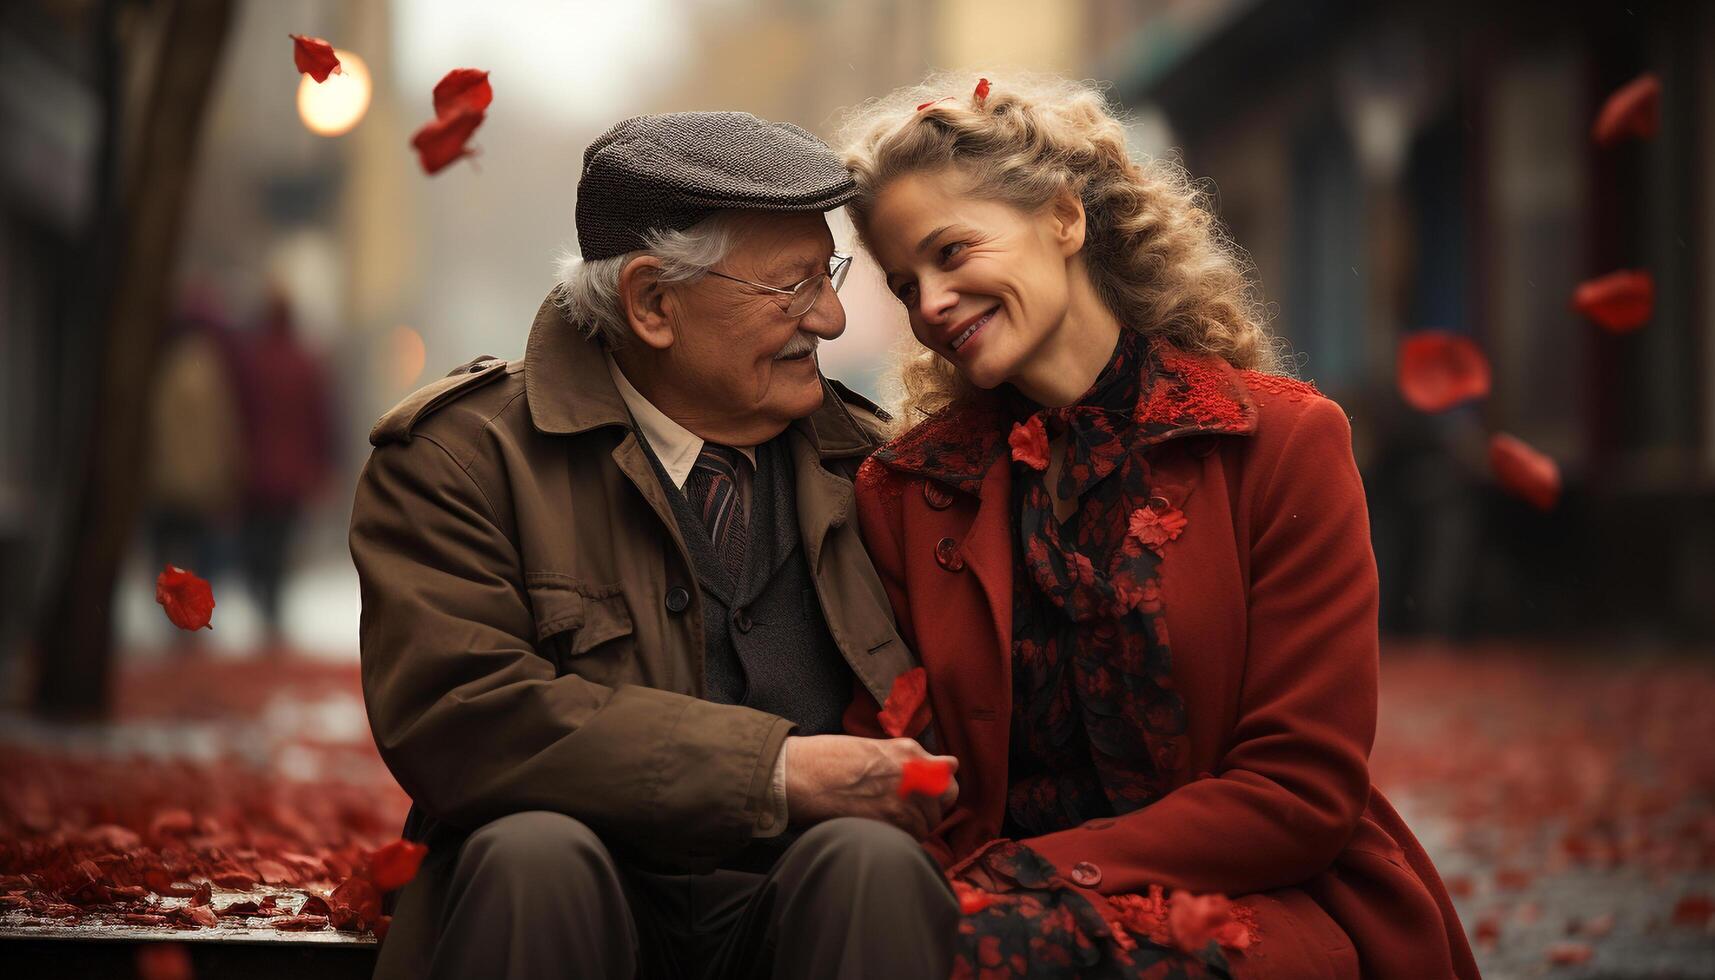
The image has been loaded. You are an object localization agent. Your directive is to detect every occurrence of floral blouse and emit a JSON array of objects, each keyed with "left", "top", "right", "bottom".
[{"left": 947, "top": 329, "right": 1237, "bottom": 979}]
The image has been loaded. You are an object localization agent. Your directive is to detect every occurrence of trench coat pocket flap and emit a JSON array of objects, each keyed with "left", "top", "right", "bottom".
[
  {"left": 525, "top": 580, "right": 635, "bottom": 654},
  {"left": 569, "top": 594, "right": 634, "bottom": 656}
]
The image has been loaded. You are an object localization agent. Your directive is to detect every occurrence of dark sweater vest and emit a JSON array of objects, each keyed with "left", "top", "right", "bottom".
[{"left": 642, "top": 435, "right": 850, "bottom": 736}]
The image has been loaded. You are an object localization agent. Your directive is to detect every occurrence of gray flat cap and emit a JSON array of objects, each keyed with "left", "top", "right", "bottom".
[{"left": 574, "top": 111, "right": 856, "bottom": 260}]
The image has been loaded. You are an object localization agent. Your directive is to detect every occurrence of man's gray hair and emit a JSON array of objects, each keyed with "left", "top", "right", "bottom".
[{"left": 553, "top": 212, "right": 742, "bottom": 349}]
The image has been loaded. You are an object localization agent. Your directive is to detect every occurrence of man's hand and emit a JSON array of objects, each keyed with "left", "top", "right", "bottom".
[{"left": 783, "top": 735, "right": 959, "bottom": 839}]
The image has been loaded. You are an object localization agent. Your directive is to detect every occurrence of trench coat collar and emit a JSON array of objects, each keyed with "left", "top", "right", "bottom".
[
  {"left": 521, "top": 290, "right": 876, "bottom": 460},
  {"left": 869, "top": 334, "right": 1261, "bottom": 493}
]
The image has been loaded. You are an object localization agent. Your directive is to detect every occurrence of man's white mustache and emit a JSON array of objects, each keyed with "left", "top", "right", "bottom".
[{"left": 773, "top": 333, "right": 820, "bottom": 360}]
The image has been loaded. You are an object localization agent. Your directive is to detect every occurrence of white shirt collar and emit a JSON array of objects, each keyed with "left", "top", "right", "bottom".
[{"left": 605, "top": 352, "right": 756, "bottom": 491}]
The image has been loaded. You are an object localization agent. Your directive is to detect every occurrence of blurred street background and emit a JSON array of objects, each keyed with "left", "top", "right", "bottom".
[{"left": 1, "top": 0, "right": 1712, "bottom": 976}]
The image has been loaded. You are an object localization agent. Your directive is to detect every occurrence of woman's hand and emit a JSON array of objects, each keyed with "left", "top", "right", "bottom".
[{"left": 783, "top": 734, "right": 959, "bottom": 839}]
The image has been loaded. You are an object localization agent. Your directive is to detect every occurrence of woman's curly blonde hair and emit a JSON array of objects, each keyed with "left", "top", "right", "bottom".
[{"left": 838, "top": 72, "right": 1285, "bottom": 422}]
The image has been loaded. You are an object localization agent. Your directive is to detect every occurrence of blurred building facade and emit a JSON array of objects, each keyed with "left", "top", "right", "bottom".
[
  {"left": 1097, "top": 0, "right": 1715, "bottom": 639},
  {"left": 3, "top": 0, "right": 1711, "bottom": 703}
]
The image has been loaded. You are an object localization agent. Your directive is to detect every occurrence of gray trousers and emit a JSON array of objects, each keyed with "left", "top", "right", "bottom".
[{"left": 374, "top": 813, "right": 960, "bottom": 980}]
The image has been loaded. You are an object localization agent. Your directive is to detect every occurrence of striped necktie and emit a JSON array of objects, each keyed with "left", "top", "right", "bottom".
[{"left": 685, "top": 443, "right": 748, "bottom": 581}]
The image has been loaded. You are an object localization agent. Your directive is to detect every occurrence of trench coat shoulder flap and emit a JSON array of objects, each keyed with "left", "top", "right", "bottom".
[{"left": 369, "top": 355, "right": 512, "bottom": 446}]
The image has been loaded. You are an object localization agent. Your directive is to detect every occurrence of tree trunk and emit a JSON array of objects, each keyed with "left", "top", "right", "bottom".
[{"left": 32, "top": 0, "right": 234, "bottom": 717}]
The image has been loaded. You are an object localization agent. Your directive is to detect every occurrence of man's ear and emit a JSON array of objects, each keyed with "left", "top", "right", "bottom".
[
  {"left": 619, "top": 255, "right": 675, "bottom": 351},
  {"left": 1048, "top": 189, "right": 1087, "bottom": 257}
]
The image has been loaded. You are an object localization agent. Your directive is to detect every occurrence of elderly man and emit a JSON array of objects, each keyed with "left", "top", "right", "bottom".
[{"left": 350, "top": 113, "right": 960, "bottom": 979}]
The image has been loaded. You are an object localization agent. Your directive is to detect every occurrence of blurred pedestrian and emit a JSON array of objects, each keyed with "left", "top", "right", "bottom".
[
  {"left": 236, "top": 287, "right": 335, "bottom": 652},
  {"left": 146, "top": 302, "right": 245, "bottom": 650}
]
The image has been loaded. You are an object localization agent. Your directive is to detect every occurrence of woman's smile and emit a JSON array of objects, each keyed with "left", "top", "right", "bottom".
[{"left": 949, "top": 305, "right": 999, "bottom": 354}]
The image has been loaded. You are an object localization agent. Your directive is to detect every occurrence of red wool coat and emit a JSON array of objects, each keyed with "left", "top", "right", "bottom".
[{"left": 847, "top": 346, "right": 1480, "bottom": 979}]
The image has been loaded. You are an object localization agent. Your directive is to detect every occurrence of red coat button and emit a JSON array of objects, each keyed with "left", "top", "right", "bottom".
[
  {"left": 1070, "top": 861, "right": 1103, "bottom": 887},
  {"left": 1147, "top": 494, "right": 1171, "bottom": 513},
  {"left": 934, "top": 537, "right": 964, "bottom": 571},
  {"left": 922, "top": 481, "right": 956, "bottom": 510}
]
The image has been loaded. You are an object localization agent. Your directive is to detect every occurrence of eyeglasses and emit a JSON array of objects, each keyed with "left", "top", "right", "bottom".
[{"left": 704, "top": 252, "right": 853, "bottom": 318}]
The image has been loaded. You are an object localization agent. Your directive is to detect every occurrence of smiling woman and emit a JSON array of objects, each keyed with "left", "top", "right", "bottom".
[
  {"left": 837, "top": 73, "right": 1480, "bottom": 979},
  {"left": 840, "top": 71, "right": 1279, "bottom": 424}
]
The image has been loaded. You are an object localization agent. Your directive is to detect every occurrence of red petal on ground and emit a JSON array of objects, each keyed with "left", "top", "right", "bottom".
[
  {"left": 1591, "top": 73, "right": 1661, "bottom": 146},
  {"left": 878, "top": 666, "right": 931, "bottom": 739},
  {"left": 1495, "top": 867, "right": 1533, "bottom": 891},
  {"left": 328, "top": 875, "right": 383, "bottom": 930},
  {"left": 1671, "top": 893, "right": 1713, "bottom": 927},
  {"left": 432, "top": 68, "right": 492, "bottom": 119},
  {"left": 409, "top": 108, "right": 485, "bottom": 175},
  {"left": 288, "top": 34, "right": 341, "bottom": 83},
  {"left": 1396, "top": 331, "right": 1491, "bottom": 412},
  {"left": 1572, "top": 270, "right": 1654, "bottom": 333},
  {"left": 135, "top": 943, "right": 193, "bottom": 980},
  {"left": 150, "top": 808, "right": 195, "bottom": 838},
  {"left": 1488, "top": 433, "right": 1561, "bottom": 511},
  {"left": 254, "top": 859, "right": 294, "bottom": 885},
  {"left": 211, "top": 871, "right": 256, "bottom": 889},
  {"left": 897, "top": 757, "right": 953, "bottom": 799},
  {"left": 973, "top": 77, "right": 991, "bottom": 104},
  {"left": 367, "top": 839, "right": 428, "bottom": 892},
  {"left": 1546, "top": 941, "right": 1594, "bottom": 965},
  {"left": 270, "top": 913, "right": 329, "bottom": 931},
  {"left": 1571, "top": 912, "right": 1615, "bottom": 938},
  {"left": 155, "top": 566, "right": 215, "bottom": 631}
]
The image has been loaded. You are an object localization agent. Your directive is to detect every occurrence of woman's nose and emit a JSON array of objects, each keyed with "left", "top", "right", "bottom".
[{"left": 917, "top": 279, "right": 957, "bottom": 324}]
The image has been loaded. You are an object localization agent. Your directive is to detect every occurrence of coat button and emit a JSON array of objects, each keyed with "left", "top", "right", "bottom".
[
  {"left": 1147, "top": 494, "right": 1171, "bottom": 513},
  {"left": 665, "top": 587, "right": 690, "bottom": 613},
  {"left": 933, "top": 537, "right": 964, "bottom": 571},
  {"left": 922, "top": 481, "right": 955, "bottom": 510},
  {"left": 734, "top": 608, "right": 754, "bottom": 633},
  {"left": 1069, "top": 861, "right": 1103, "bottom": 887}
]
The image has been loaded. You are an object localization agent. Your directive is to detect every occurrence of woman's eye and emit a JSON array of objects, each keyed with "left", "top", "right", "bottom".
[
  {"left": 940, "top": 242, "right": 967, "bottom": 263},
  {"left": 894, "top": 282, "right": 918, "bottom": 304}
]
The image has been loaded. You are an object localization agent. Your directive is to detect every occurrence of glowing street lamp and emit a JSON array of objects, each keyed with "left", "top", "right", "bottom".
[{"left": 297, "top": 49, "right": 371, "bottom": 137}]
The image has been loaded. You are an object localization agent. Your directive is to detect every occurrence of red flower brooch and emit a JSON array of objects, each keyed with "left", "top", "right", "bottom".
[
  {"left": 1008, "top": 417, "right": 1049, "bottom": 471},
  {"left": 1128, "top": 503, "right": 1186, "bottom": 554}
]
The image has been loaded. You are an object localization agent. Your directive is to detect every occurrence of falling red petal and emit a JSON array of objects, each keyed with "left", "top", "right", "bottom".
[
  {"left": 288, "top": 34, "right": 341, "bottom": 84},
  {"left": 1591, "top": 73, "right": 1661, "bottom": 147},
  {"left": 409, "top": 108, "right": 485, "bottom": 175},
  {"left": 1572, "top": 270, "right": 1654, "bottom": 333},
  {"left": 1396, "top": 331, "right": 1492, "bottom": 412},
  {"left": 973, "top": 77, "right": 991, "bottom": 104},
  {"left": 367, "top": 839, "right": 428, "bottom": 892},
  {"left": 878, "top": 666, "right": 931, "bottom": 739},
  {"left": 410, "top": 108, "right": 485, "bottom": 175},
  {"left": 432, "top": 68, "right": 493, "bottom": 120},
  {"left": 897, "top": 757, "right": 953, "bottom": 799},
  {"left": 1488, "top": 433, "right": 1561, "bottom": 511},
  {"left": 155, "top": 565, "right": 215, "bottom": 631}
]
